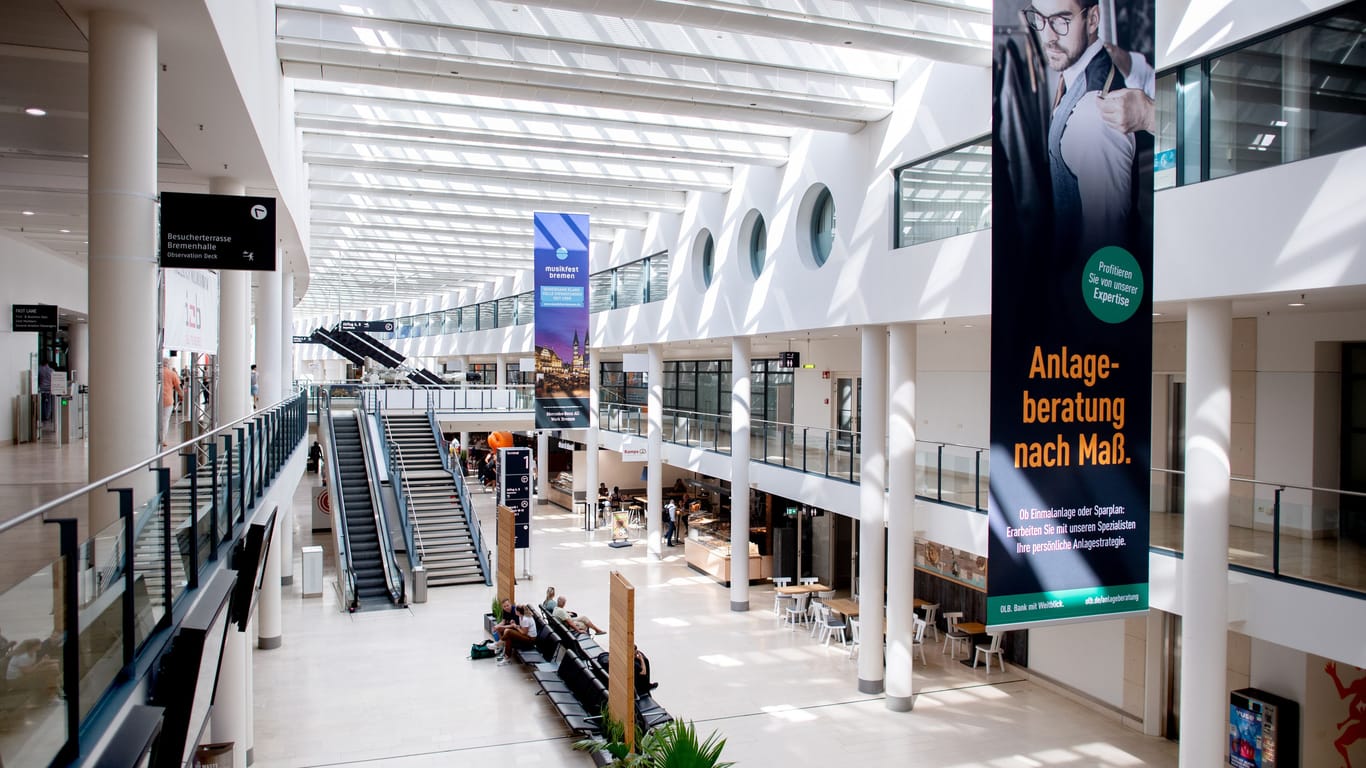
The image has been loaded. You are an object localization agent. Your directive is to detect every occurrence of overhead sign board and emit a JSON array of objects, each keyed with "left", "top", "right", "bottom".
[
  {"left": 498, "top": 447, "right": 533, "bottom": 549},
  {"left": 778, "top": 351, "right": 800, "bottom": 369},
  {"left": 292, "top": 335, "right": 314, "bottom": 344},
  {"left": 338, "top": 320, "right": 394, "bottom": 333},
  {"left": 159, "top": 191, "right": 276, "bottom": 271},
  {"left": 12, "top": 304, "right": 58, "bottom": 332}
]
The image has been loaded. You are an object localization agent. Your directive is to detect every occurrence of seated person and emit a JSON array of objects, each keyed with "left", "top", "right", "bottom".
[
  {"left": 552, "top": 596, "right": 605, "bottom": 636},
  {"left": 610, "top": 486, "right": 622, "bottom": 505},
  {"left": 541, "top": 586, "right": 557, "bottom": 615},
  {"left": 634, "top": 647, "right": 657, "bottom": 692},
  {"left": 492, "top": 605, "right": 538, "bottom": 662},
  {"left": 491, "top": 598, "right": 517, "bottom": 640},
  {"left": 597, "top": 482, "right": 609, "bottom": 499}
]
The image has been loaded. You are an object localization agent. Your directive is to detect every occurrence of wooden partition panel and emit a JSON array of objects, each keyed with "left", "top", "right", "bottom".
[
  {"left": 498, "top": 505, "right": 516, "bottom": 605},
  {"left": 608, "top": 570, "right": 636, "bottom": 751}
]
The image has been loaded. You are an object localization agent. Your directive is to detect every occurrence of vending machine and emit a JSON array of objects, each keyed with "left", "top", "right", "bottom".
[{"left": 1229, "top": 687, "right": 1299, "bottom": 768}]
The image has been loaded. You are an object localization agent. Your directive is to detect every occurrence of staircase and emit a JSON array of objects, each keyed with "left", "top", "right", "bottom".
[
  {"left": 331, "top": 413, "right": 390, "bottom": 602},
  {"left": 132, "top": 462, "right": 228, "bottom": 612},
  {"left": 382, "top": 414, "right": 487, "bottom": 586}
]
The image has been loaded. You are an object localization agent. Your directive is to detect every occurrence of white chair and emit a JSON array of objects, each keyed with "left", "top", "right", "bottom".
[
  {"left": 973, "top": 632, "right": 1005, "bottom": 673},
  {"left": 821, "top": 607, "right": 848, "bottom": 648},
  {"left": 798, "top": 576, "right": 819, "bottom": 586},
  {"left": 847, "top": 618, "right": 861, "bottom": 659},
  {"left": 808, "top": 601, "right": 827, "bottom": 638},
  {"left": 771, "top": 577, "right": 793, "bottom": 617},
  {"left": 919, "top": 603, "right": 940, "bottom": 642},
  {"left": 911, "top": 617, "right": 927, "bottom": 663},
  {"left": 784, "top": 593, "right": 810, "bottom": 630},
  {"left": 942, "top": 611, "right": 970, "bottom": 657}
]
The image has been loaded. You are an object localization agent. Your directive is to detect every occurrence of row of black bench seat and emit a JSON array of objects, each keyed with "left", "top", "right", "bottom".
[{"left": 508, "top": 607, "right": 673, "bottom": 743}]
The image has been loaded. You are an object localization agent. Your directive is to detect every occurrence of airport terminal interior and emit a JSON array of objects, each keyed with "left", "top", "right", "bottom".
[{"left": 2, "top": 0, "right": 1366, "bottom": 767}]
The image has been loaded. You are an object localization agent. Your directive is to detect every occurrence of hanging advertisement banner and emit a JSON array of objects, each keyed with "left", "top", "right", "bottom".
[
  {"left": 988, "top": 0, "right": 1154, "bottom": 629},
  {"left": 163, "top": 268, "right": 220, "bottom": 354},
  {"left": 533, "top": 212, "right": 591, "bottom": 429}
]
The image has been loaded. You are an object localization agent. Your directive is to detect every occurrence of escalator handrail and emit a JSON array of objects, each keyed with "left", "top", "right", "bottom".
[
  {"left": 382, "top": 418, "right": 421, "bottom": 567},
  {"left": 357, "top": 408, "right": 406, "bottom": 605},
  {"left": 434, "top": 414, "right": 491, "bottom": 586},
  {"left": 321, "top": 391, "right": 360, "bottom": 611}
]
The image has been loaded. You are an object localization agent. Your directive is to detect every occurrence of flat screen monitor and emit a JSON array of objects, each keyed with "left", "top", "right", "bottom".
[
  {"left": 150, "top": 570, "right": 235, "bottom": 768},
  {"left": 228, "top": 507, "right": 277, "bottom": 631}
]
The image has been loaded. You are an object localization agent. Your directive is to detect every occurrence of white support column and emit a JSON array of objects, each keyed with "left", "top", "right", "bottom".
[
  {"left": 253, "top": 267, "right": 282, "bottom": 405},
  {"left": 858, "top": 326, "right": 888, "bottom": 694},
  {"left": 646, "top": 343, "right": 664, "bottom": 557},
  {"left": 68, "top": 320, "right": 89, "bottom": 385},
  {"left": 257, "top": 509, "right": 283, "bottom": 649},
  {"left": 730, "top": 337, "right": 751, "bottom": 611},
  {"left": 211, "top": 626, "right": 247, "bottom": 768},
  {"left": 278, "top": 272, "right": 294, "bottom": 586},
  {"left": 214, "top": 177, "right": 251, "bottom": 425},
  {"left": 586, "top": 350, "right": 600, "bottom": 530},
  {"left": 87, "top": 11, "right": 157, "bottom": 531},
  {"left": 1179, "top": 299, "right": 1232, "bottom": 767},
  {"left": 496, "top": 354, "right": 507, "bottom": 388},
  {"left": 537, "top": 431, "right": 550, "bottom": 505},
  {"left": 886, "top": 323, "right": 917, "bottom": 711},
  {"left": 244, "top": 615, "right": 255, "bottom": 765}
]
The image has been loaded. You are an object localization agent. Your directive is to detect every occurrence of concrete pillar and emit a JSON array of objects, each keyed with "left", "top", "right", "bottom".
[
  {"left": 858, "top": 325, "right": 887, "bottom": 694},
  {"left": 68, "top": 320, "right": 89, "bottom": 385},
  {"left": 886, "top": 323, "right": 916, "bottom": 711},
  {"left": 647, "top": 343, "right": 663, "bottom": 557},
  {"left": 586, "top": 350, "right": 600, "bottom": 529},
  {"left": 214, "top": 177, "right": 251, "bottom": 425},
  {"left": 496, "top": 354, "right": 507, "bottom": 387},
  {"left": 211, "top": 625, "right": 247, "bottom": 768},
  {"left": 257, "top": 509, "right": 282, "bottom": 649},
  {"left": 730, "top": 337, "right": 751, "bottom": 611},
  {"left": 87, "top": 11, "right": 157, "bottom": 530},
  {"left": 1179, "top": 299, "right": 1232, "bottom": 767},
  {"left": 537, "top": 431, "right": 550, "bottom": 505},
  {"left": 253, "top": 267, "right": 282, "bottom": 405}
]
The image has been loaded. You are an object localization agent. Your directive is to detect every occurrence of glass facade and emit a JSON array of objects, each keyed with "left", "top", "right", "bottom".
[
  {"left": 602, "top": 358, "right": 791, "bottom": 422},
  {"left": 895, "top": 137, "right": 992, "bottom": 248}
]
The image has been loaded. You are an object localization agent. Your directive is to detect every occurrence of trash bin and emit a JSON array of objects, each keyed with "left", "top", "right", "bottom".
[
  {"left": 301, "top": 546, "right": 323, "bottom": 597},
  {"left": 412, "top": 565, "right": 428, "bottom": 604}
]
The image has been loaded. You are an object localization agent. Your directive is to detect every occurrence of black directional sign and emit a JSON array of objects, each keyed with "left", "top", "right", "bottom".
[
  {"left": 499, "top": 447, "right": 533, "bottom": 549},
  {"left": 12, "top": 304, "right": 58, "bottom": 332},
  {"left": 292, "top": 335, "right": 314, "bottom": 344},
  {"left": 159, "top": 191, "right": 276, "bottom": 271},
  {"left": 338, "top": 320, "right": 395, "bottom": 333}
]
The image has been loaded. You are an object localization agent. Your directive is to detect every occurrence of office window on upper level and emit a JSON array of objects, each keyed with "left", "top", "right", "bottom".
[
  {"left": 517, "top": 292, "right": 534, "bottom": 326},
  {"left": 647, "top": 250, "right": 669, "bottom": 302},
  {"left": 497, "top": 296, "right": 516, "bottom": 328},
  {"left": 895, "top": 137, "right": 992, "bottom": 248},
  {"left": 589, "top": 270, "right": 614, "bottom": 314},
  {"left": 478, "top": 301, "right": 497, "bottom": 330},
  {"left": 1207, "top": 7, "right": 1366, "bottom": 180}
]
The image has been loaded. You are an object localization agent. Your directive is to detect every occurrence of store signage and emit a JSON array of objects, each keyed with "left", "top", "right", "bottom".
[
  {"left": 12, "top": 304, "right": 57, "bottom": 332},
  {"left": 533, "top": 212, "right": 591, "bottom": 429},
  {"left": 620, "top": 440, "right": 647, "bottom": 463},
  {"left": 498, "top": 447, "right": 533, "bottom": 549},
  {"left": 986, "top": 0, "right": 1153, "bottom": 629},
  {"left": 778, "top": 351, "right": 800, "bottom": 368},
  {"left": 338, "top": 320, "right": 394, "bottom": 333},
  {"left": 558, "top": 440, "right": 577, "bottom": 451},
  {"left": 159, "top": 191, "right": 276, "bottom": 271}
]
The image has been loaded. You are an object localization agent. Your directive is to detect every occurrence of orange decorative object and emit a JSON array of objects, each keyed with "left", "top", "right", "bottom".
[{"left": 487, "top": 431, "right": 514, "bottom": 450}]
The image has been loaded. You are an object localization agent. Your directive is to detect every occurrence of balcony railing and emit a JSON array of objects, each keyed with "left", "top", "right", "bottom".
[{"left": 0, "top": 391, "right": 308, "bottom": 768}]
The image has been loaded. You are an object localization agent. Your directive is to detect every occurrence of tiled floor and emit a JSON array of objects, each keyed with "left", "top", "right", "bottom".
[{"left": 251, "top": 475, "right": 1180, "bottom": 767}]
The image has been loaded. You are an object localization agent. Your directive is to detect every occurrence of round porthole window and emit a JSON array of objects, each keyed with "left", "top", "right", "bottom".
[
  {"left": 695, "top": 229, "right": 715, "bottom": 288},
  {"left": 810, "top": 187, "right": 835, "bottom": 267},
  {"left": 744, "top": 210, "right": 767, "bottom": 279}
]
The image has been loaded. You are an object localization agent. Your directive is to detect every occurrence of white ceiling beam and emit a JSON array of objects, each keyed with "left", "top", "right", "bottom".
[
  {"left": 309, "top": 199, "right": 648, "bottom": 230},
  {"left": 306, "top": 168, "right": 687, "bottom": 212}
]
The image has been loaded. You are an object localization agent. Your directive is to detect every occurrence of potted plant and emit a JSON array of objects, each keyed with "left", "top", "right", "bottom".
[
  {"left": 575, "top": 712, "right": 732, "bottom": 768},
  {"left": 484, "top": 596, "right": 503, "bottom": 637}
]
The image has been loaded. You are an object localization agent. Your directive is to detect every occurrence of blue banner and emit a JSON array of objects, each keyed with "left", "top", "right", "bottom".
[
  {"left": 533, "top": 212, "right": 591, "bottom": 429},
  {"left": 988, "top": 0, "right": 1153, "bottom": 629}
]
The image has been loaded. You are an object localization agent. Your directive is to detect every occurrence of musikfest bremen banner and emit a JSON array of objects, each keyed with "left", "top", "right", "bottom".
[
  {"left": 988, "top": 0, "right": 1154, "bottom": 628},
  {"left": 533, "top": 212, "right": 591, "bottom": 429}
]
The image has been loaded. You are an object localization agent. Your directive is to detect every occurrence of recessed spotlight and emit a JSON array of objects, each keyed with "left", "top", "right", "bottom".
[
  {"left": 21, "top": 210, "right": 34, "bottom": 216},
  {"left": 1152, "top": 312, "right": 1163, "bottom": 317},
  {"left": 1288, "top": 301, "right": 1305, "bottom": 307},
  {"left": 59, "top": 228, "right": 70, "bottom": 233},
  {"left": 25, "top": 107, "right": 46, "bottom": 117},
  {"left": 963, "top": 324, "right": 974, "bottom": 328}
]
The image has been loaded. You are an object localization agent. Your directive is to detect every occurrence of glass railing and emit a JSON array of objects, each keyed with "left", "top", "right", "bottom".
[{"left": 0, "top": 390, "right": 308, "bottom": 768}]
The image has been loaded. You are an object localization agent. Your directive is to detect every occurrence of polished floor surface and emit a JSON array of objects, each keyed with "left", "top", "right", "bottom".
[{"left": 251, "top": 476, "right": 1180, "bottom": 768}]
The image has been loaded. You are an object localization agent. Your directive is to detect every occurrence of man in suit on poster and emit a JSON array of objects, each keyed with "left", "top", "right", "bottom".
[{"left": 1028, "top": 0, "right": 1151, "bottom": 264}]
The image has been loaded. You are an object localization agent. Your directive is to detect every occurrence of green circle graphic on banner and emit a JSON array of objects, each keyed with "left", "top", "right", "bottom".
[{"left": 1082, "top": 246, "right": 1144, "bottom": 324}]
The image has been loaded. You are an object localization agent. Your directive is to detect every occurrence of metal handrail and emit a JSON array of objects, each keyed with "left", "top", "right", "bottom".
[
  {"left": 359, "top": 409, "right": 405, "bottom": 605},
  {"left": 319, "top": 390, "right": 359, "bottom": 611},
  {"left": 437, "top": 429, "right": 491, "bottom": 586}
]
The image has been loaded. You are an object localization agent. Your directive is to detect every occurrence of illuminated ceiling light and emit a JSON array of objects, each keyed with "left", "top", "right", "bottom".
[
  {"left": 59, "top": 228, "right": 70, "bottom": 233},
  {"left": 21, "top": 210, "right": 35, "bottom": 216},
  {"left": 1288, "top": 293, "right": 1306, "bottom": 308},
  {"left": 25, "top": 107, "right": 47, "bottom": 116}
]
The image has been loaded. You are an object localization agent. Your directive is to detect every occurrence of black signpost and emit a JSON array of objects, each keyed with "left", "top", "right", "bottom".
[
  {"left": 338, "top": 320, "right": 394, "bottom": 333},
  {"left": 12, "top": 304, "right": 58, "bottom": 332},
  {"left": 159, "top": 192, "right": 276, "bottom": 271},
  {"left": 499, "top": 448, "right": 533, "bottom": 549}
]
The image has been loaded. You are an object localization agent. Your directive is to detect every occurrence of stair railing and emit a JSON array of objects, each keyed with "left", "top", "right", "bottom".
[
  {"left": 320, "top": 390, "right": 360, "bottom": 612},
  {"left": 382, "top": 421, "right": 423, "bottom": 570},
  {"left": 432, "top": 411, "right": 491, "bottom": 585}
]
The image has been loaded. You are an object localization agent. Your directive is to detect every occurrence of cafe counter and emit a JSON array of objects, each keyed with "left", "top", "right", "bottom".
[{"left": 684, "top": 528, "right": 770, "bottom": 586}]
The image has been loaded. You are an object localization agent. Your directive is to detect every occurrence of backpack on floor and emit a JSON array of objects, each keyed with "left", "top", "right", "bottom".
[{"left": 470, "top": 640, "right": 496, "bottom": 660}]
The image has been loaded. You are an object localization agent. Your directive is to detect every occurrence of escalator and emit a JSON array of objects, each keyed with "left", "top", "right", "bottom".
[
  {"left": 313, "top": 326, "right": 445, "bottom": 386},
  {"left": 330, "top": 411, "right": 397, "bottom": 606}
]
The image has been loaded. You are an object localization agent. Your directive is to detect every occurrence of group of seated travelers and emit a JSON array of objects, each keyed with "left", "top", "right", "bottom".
[
  {"left": 1, "top": 630, "right": 62, "bottom": 711},
  {"left": 487, "top": 591, "right": 655, "bottom": 691}
]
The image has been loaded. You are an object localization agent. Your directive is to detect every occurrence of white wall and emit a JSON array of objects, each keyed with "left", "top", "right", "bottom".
[
  {"left": 0, "top": 232, "right": 88, "bottom": 442},
  {"left": 1030, "top": 618, "right": 1129, "bottom": 709}
]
